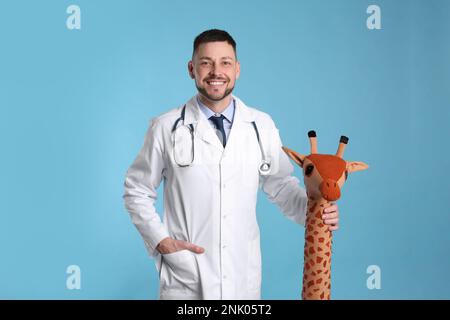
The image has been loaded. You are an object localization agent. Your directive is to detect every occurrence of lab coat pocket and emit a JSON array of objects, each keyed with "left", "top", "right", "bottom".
[
  {"left": 242, "top": 163, "right": 260, "bottom": 189},
  {"left": 241, "top": 142, "right": 261, "bottom": 189},
  {"left": 162, "top": 249, "right": 199, "bottom": 285}
]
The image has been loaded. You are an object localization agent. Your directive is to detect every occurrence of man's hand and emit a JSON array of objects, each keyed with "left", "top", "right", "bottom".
[
  {"left": 156, "top": 237, "right": 205, "bottom": 254},
  {"left": 322, "top": 203, "right": 339, "bottom": 232}
]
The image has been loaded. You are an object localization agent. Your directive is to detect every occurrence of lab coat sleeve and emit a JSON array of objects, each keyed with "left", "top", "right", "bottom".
[
  {"left": 123, "top": 118, "right": 170, "bottom": 257},
  {"left": 260, "top": 129, "right": 308, "bottom": 226}
]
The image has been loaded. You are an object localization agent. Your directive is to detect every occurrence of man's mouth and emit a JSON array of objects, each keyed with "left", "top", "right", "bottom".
[{"left": 206, "top": 79, "right": 227, "bottom": 86}]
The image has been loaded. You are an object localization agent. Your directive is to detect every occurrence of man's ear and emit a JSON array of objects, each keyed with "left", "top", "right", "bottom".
[
  {"left": 188, "top": 61, "right": 195, "bottom": 79},
  {"left": 346, "top": 161, "right": 369, "bottom": 173},
  {"left": 282, "top": 146, "right": 306, "bottom": 168}
]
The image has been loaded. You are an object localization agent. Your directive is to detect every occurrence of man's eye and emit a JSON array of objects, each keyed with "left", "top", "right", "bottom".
[
  {"left": 305, "top": 165, "right": 314, "bottom": 176},
  {"left": 223, "top": 61, "right": 231, "bottom": 65}
]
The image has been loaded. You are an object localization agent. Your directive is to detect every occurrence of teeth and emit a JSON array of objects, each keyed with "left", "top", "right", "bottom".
[{"left": 208, "top": 81, "right": 225, "bottom": 85}]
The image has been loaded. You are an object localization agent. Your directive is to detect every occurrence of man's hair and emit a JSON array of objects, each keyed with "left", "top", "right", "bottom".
[{"left": 193, "top": 29, "right": 237, "bottom": 58}]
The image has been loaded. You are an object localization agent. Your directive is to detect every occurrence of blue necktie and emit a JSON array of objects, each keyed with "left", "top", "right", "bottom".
[{"left": 209, "top": 115, "right": 227, "bottom": 147}]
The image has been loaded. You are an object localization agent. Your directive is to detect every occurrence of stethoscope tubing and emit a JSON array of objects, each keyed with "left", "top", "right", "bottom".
[{"left": 172, "top": 105, "right": 271, "bottom": 174}]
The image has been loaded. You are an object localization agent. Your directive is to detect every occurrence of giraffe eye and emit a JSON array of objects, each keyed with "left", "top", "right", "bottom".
[
  {"left": 345, "top": 171, "right": 348, "bottom": 180},
  {"left": 305, "top": 164, "right": 314, "bottom": 176}
]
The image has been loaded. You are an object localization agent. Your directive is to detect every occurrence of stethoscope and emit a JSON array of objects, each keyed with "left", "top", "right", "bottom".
[{"left": 171, "top": 105, "right": 272, "bottom": 175}]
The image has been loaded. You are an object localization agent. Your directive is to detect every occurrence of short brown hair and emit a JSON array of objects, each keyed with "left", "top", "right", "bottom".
[{"left": 193, "top": 29, "right": 237, "bottom": 58}]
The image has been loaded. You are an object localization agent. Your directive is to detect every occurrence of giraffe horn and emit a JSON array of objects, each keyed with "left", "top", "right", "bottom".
[
  {"left": 308, "top": 130, "right": 318, "bottom": 154},
  {"left": 336, "top": 135, "right": 349, "bottom": 158}
]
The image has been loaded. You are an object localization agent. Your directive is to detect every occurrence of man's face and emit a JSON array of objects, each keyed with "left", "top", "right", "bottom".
[{"left": 188, "top": 41, "right": 240, "bottom": 102}]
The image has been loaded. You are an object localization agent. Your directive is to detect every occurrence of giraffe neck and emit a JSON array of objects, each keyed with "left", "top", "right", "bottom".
[
  {"left": 307, "top": 197, "right": 331, "bottom": 212},
  {"left": 302, "top": 196, "right": 333, "bottom": 300}
]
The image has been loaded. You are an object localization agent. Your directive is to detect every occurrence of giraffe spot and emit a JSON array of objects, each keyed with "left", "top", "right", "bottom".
[
  {"left": 307, "top": 280, "right": 314, "bottom": 288},
  {"left": 328, "top": 284, "right": 331, "bottom": 289},
  {"left": 317, "top": 269, "right": 322, "bottom": 274},
  {"left": 324, "top": 270, "right": 329, "bottom": 275},
  {"left": 318, "top": 223, "right": 324, "bottom": 228},
  {"left": 310, "top": 219, "right": 316, "bottom": 224},
  {"left": 310, "top": 259, "right": 315, "bottom": 266},
  {"left": 311, "top": 271, "right": 316, "bottom": 276},
  {"left": 325, "top": 252, "right": 330, "bottom": 257},
  {"left": 306, "top": 236, "right": 314, "bottom": 243},
  {"left": 318, "top": 237, "right": 325, "bottom": 243},
  {"left": 304, "top": 274, "right": 308, "bottom": 280},
  {"left": 314, "top": 288, "right": 320, "bottom": 292},
  {"left": 314, "top": 231, "right": 319, "bottom": 235},
  {"left": 323, "top": 260, "right": 327, "bottom": 268},
  {"left": 317, "top": 247, "right": 323, "bottom": 252},
  {"left": 320, "top": 292, "right": 324, "bottom": 299},
  {"left": 305, "top": 262, "right": 310, "bottom": 270},
  {"left": 315, "top": 212, "right": 321, "bottom": 219},
  {"left": 309, "top": 203, "right": 317, "bottom": 213},
  {"left": 326, "top": 241, "right": 330, "bottom": 247},
  {"left": 324, "top": 282, "right": 328, "bottom": 286},
  {"left": 316, "top": 257, "right": 323, "bottom": 264},
  {"left": 309, "top": 247, "right": 316, "bottom": 254},
  {"left": 307, "top": 225, "right": 313, "bottom": 232},
  {"left": 316, "top": 278, "right": 323, "bottom": 284}
]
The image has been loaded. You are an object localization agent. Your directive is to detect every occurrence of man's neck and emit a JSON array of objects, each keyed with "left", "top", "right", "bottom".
[{"left": 198, "top": 94, "right": 232, "bottom": 114}]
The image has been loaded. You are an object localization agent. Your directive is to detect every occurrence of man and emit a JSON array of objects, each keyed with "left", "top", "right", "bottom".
[{"left": 123, "top": 29, "right": 339, "bottom": 300}]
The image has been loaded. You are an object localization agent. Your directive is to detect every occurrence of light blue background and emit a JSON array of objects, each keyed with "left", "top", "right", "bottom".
[{"left": 1, "top": 0, "right": 449, "bottom": 299}]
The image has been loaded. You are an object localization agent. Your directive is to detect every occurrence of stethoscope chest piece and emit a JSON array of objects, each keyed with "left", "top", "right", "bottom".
[{"left": 259, "top": 160, "right": 271, "bottom": 175}]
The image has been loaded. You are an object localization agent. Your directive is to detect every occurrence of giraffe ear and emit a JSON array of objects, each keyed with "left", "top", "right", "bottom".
[
  {"left": 346, "top": 161, "right": 369, "bottom": 173},
  {"left": 282, "top": 146, "right": 306, "bottom": 168}
]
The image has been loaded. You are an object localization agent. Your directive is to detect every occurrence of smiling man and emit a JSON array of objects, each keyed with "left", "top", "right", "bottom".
[
  {"left": 123, "top": 29, "right": 340, "bottom": 300},
  {"left": 190, "top": 39, "right": 239, "bottom": 113}
]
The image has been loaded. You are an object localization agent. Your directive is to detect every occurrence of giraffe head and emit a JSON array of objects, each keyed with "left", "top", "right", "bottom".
[{"left": 282, "top": 131, "right": 368, "bottom": 201}]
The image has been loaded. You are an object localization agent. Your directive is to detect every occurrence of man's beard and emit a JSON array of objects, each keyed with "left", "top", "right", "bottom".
[{"left": 196, "top": 83, "right": 235, "bottom": 102}]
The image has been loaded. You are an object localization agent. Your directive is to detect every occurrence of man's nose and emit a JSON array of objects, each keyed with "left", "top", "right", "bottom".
[
  {"left": 209, "top": 64, "right": 223, "bottom": 76},
  {"left": 319, "top": 178, "right": 341, "bottom": 201}
]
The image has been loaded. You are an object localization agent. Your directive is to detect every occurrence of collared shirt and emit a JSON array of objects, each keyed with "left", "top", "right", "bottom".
[{"left": 197, "top": 95, "right": 235, "bottom": 141}]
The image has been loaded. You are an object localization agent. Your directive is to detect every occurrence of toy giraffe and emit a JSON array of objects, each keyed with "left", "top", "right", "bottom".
[{"left": 282, "top": 131, "right": 368, "bottom": 300}]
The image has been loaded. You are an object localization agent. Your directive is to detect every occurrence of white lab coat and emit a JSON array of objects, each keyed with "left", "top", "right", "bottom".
[{"left": 123, "top": 95, "right": 308, "bottom": 300}]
